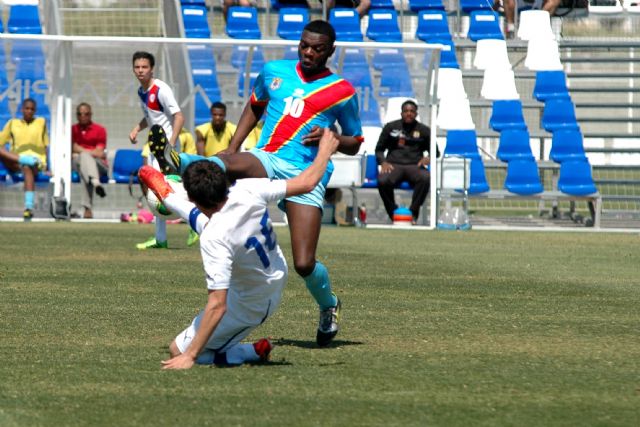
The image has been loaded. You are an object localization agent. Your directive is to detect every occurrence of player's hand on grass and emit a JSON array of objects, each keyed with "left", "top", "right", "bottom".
[
  {"left": 161, "top": 353, "right": 195, "bottom": 370},
  {"left": 302, "top": 125, "right": 325, "bottom": 146}
]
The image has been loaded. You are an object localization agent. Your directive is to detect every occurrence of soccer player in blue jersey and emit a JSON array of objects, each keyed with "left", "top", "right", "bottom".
[{"left": 150, "top": 20, "right": 363, "bottom": 346}]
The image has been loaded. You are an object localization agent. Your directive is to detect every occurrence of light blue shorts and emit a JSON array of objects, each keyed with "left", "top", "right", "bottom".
[{"left": 249, "top": 149, "right": 331, "bottom": 210}]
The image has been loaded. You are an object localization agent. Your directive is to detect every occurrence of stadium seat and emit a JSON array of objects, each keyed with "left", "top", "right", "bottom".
[
  {"left": 496, "top": 129, "right": 535, "bottom": 162},
  {"left": 468, "top": 157, "right": 490, "bottom": 194},
  {"left": 542, "top": 97, "right": 579, "bottom": 132},
  {"left": 366, "top": 9, "right": 402, "bottom": 42},
  {"left": 379, "top": 59, "right": 414, "bottom": 98},
  {"left": 437, "top": 98, "right": 475, "bottom": 130},
  {"left": 187, "top": 44, "right": 216, "bottom": 67},
  {"left": 362, "top": 154, "right": 379, "bottom": 188},
  {"left": 192, "top": 69, "right": 221, "bottom": 101},
  {"left": 226, "top": 6, "right": 261, "bottom": 39},
  {"left": 329, "top": 8, "right": 363, "bottom": 41},
  {"left": 181, "top": 5, "right": 211, "bottom": 38},
  {"left": 238, "top": 70, "right": 260, "bottom": 97},
  {"left": 533, "top": 70, "right": 569, "bottom": 101},
  {"left": 334, "top": 47, "right": 368, "bottom": 68},
  {"left": 489, "top": 100, "right": 527, "bottom": 131},
  {"left": 473, "top": 39, "right": 510, "bottom": 70},
  {"left": 623, "top": 0, "right": 640, "bottom": 13},
  {"left": 416, "top": 10, "right": 452, "bottom": 42},
  {"left": 409, "top": 0, "right": 446, "bottom": 11},
  {"left": 444, "top": 129, "right": 480, "bottom": 158},
  {"left": 15, "top": 60, "right": 45, "bottom": 83},
  {"left": 10, "top": 40, "right": 44, "bottom": 64},
  {"left": 549, "top": 129, "right": 587, "bottom": 163},
  {"left": 231, "top": 45, "right": 265, "bottom": 69},
  {"left": 360, "top": 93, "right": 382, "bottom": 127},
  {"left": 460, "top": 0, "right": 494, "bottom": 13},
  {"left": 372, "top": 48, "right": 405, "bottom": 70},
  {"left": 517, "top": 10, "right": 554, "bottom": 41},
  {"left": 342, "top": 64, "right": 373, "bottom": 90},
  {"left": 112, "top": 149, "right": 143, "bottom": 184},
  {"left": 557, "top": 159, "right": 598, "bottom": 196},
  {"left": 277, "top": 7, "right": 309, "bottom": 40},
  {"left": 7, "top": 4, "right": 42, "bottom": 34},
  {"left": 435, "top": 68, "right": 467, "bottom": 100},
  {"left": 481, "top": 67, "right": 519, "bottom": 100},
  {"left": 432, "top": 39, "right": 459, "bottom": 69},
  {"left": 9, "top": 171, "right": 51, "bottom": 184},
  {"left": 0, "top": 14, "right": 3, "bottom": 33},
  {"left": 282, "top": 46, "right": 299, "bottom": 60},
  {"left": 370, "top": 0, "right": 395, "bottom": 8},
  {"left": 525, "top": 38, "right": 563, "bottom": 71},
  {"left": 504, "top": 158, "right": 543, "bottom": 195},
  {"left": 467, "top": 10, "right": 503, "bottom": 41},
  {"left": 181, "top": 0, "right": 207, "bottom": 4}
]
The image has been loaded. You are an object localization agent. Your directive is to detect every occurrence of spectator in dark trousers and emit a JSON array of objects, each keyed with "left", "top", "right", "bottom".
[{"left": 375, "top": 100, "right": 438, "bottom": 225}]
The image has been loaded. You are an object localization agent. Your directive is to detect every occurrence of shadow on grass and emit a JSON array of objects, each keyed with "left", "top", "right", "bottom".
[{"left": 273, "top": 338, "right": 365, "bottom": 349}]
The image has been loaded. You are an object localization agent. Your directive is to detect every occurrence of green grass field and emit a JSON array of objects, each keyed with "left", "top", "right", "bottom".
[{"left": 1, "top": 223, "right": 638, "bottom": 426}]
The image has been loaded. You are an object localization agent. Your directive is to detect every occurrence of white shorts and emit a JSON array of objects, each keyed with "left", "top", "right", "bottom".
[{"left": 174, "top": 280, "right": 285, "bottom": 354}]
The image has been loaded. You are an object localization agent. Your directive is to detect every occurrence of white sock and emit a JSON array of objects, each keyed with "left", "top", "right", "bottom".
[
  {"left": 226, "top": 343, "right": 259, "bottom": 365},
  {"left": 155, "top": 218, "right": 167, "bottom": 243},
  {"left": 163, "top": 193, "right": 208, "bottom": 234}
]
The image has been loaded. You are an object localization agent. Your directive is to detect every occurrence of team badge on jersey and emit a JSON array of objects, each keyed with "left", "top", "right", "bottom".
[
  {"left": 270, "top": 78, "right": 282, "bottom": 90},
  {"left": 150, "top": 93, "right": 156, "bottom": 103}
]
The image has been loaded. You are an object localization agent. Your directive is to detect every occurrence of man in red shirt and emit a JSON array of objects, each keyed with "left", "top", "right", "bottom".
[{"left": 71, "top": 103, "right": 108, "bottom": 218}]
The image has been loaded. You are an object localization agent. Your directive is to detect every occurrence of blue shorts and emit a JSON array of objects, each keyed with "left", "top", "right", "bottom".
[{"left": 249, "top": 149, "right": 331, "bottom": 210}]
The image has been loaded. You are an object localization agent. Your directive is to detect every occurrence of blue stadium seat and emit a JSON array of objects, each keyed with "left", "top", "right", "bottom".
[
  {"left": 444, "top": 129, "right": 480, "bottom": 159},
  {"left": 366, "top": 9, "right": 402, "bottom": 42},
  {"left": 343, "top": 64, "right": 373, "bottom": 91},
  {"left": 425, "top": 39, "right": 459, "bottom": 69},
  {"left": 330, "top": 8, "right": 363, "bottom": 41},
  {"left": 195, "top": 95, "right": 212, "bottom": 125},
  {"left": 362, "top": 154, "right": 379, "bottom": 188},
  {"left": 416, "top": 10, "right": 452, "bottom": 42},
  {"left": 226, "top": 6, "right": 261, "bottom": 39},
  {"left": 270, "top": 0, "right": 311, "bottom": 9},
  {"left": 231, "top": 45, "right": 265, "bottom": 69},
  {"left": 409, "top": 0, "right": 446, "bottom": 11},
  {"left": 504, "top": 158, "right": 543, "bottom": 195},
  {"left": 112, "top": 149, "right": 143, "bottom": 184},
  {"left": 9, "top": 171, "right": 51, "bottom": 184},
  {"left": 467, "top": 10, "right": 503, "bottom": 41},
  {"left": 15, "top": 60, "right": 45, "bottom": 83},
  {"left": 335, "top": 47, "right": 368, "bottom": 68},
  {"left": 193, "top": 69, "right": 221, "bottom": 101},
  {"left": 0, "top": 14, "right": 3, "bottom": 33},
  {"left": 460, "top": 0, "right": 494, "bottom": 13},
  {"left": 542, "top": 97, "right": 579, "bottom": 132},
  {"left": 558, "top": 159, "right": 598, "bottom": 196},
  {"left": 282, "top": 46, "right": 299, "bottom": 60},
  {"left": 469, "top": 157, "right": 490, "bottom": 194},
  {"left": 550, "top": 129, "right": 587, "bottom": 163},
  {"left": 370, "top": 0, "right": 395, "bottom": 8},
  {"left": 379, "top": 59, "right": 414, "bottom": 98},
  {"left": 0, "top": 98, "right": 12, "bottom": 124},
  {"left": 360, "top": 94, "right": 382, "bottom": 127},
  {"left": 181, "top": 5, "right": 211, "bottom": 38},
  {"left": 8, "top": 5, "right": 42, "bottom": 34},
  {"left": 187, "top": 44, "right": 216, "bottom": 67},
  {"left": 181, "top": 0, "right": 207, "bottom": 5},
  {"left": 372, "top": 48, "right": 405, "bottom": 70},
  {"left": 533, "top": 70, "right": 570, "bottom": 102},
  {"left": 277, "top": 7, "right": 309, "bottom": 40},
  {"left": 10, "top": 40, "right": 44, "bottom": 63},
  {"left": 489, "top": 100, "right": 527, "bottom": 131},
  {"left": 496, "top": 129, "right": 535, "bottom": 162},
  {"left": 238, "top": 70, "right": 260, "bottom": 97},
  {"left": 71, "top": 170, "right": 109, "bottom": 184}
]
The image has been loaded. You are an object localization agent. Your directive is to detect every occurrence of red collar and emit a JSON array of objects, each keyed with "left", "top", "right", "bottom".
[{"left": 296, "top": 62, "right": 332, "bottom": 83}]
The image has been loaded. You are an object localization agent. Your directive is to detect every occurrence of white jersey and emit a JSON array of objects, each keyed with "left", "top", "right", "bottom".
[
  {"left": 137, "top": 78, "right": 181, "bottom": 141},
  {"left": 200, "top": 178, "right": 288, "bottom": 299}
]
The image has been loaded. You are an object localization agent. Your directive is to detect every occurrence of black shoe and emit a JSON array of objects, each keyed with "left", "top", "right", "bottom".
[
  {"left": 95, "top": 185, "right": 106, "bottom": 198},
  {"left": 148, "top": 124, "right": 180, "bottom": 175},
  {"left": 23, "top": 209, "right": 33, "bottom": 221},
  {"left": 316, "top": 296, "right": 341, "bottom": 347}
]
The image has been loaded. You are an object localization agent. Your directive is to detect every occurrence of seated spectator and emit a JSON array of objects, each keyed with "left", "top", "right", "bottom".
[
  {"left": 195, "top": 102, "right": 237, "bottom": 156},
  {"left": 322, "top": 0, "right": 370, "bottom": 18},
  {"left": 375, "top": 100, "right": 438, "bottom": 225},
  {"left": 71, "top": 103, "right": 108, "bottom": 219},
  {"left": 500, "top": 0, "right": 563, "bottom": 39},
  {"left": 223, "top": 0, "right": 256, "bottom": 21},
  {"left": 0, "top": 98, "right": 49, "bottom": 221}
]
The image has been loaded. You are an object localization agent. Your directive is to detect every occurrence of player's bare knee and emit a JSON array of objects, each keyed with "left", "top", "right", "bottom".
[{"left": 294, "top": 259, "right": 315, "bottom": 277}]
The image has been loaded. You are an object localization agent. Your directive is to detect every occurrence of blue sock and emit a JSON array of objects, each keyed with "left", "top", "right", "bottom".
[
  {"left": 303, "top": 262, "right": 337, "bottom": 310},
  {"left": 24, "top": 191, "right": 35, "bottom": 210}
]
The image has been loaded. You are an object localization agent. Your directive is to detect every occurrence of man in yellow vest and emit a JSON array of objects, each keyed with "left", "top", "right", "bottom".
[
  {"left": 0, "top": 98, "right": 49, "bottom": 220},
  {"left": 195, "top": 102, "right": 236, "bottom": 157}
]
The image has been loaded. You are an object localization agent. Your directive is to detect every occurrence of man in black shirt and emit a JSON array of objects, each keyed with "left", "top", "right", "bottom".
[{"left": 375, "top": 100, "right": 438, "bottom": 224}]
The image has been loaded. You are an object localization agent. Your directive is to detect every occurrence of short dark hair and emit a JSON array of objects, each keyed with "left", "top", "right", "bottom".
[
  {"left": 401, "top": 100, "right": 418, "bottom": 111},
  {"left": 182, "top": 160, "right": 228, "bottom": 210},
  {"left": 132, "top": 51, "right": 155, "bottom": 68},
  {"left": 76, "top": 102, "right": 91, "bottom": 113},
  {"left": 22, "top": 98, "right": 36, "bottom": 108},
  {"left": 210, "top": 101, "right": 226, "bottom": 112},
  {"left": 303, "top": 20, "right": 336, "bottom": 46}
]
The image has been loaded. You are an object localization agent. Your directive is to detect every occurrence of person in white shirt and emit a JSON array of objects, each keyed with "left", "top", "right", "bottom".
[
  {"left": 129, "top": 51, "right": 185, "bottom": 250},
  {"left": 138, "top": 128, "right": 340, "bottom": 369}
]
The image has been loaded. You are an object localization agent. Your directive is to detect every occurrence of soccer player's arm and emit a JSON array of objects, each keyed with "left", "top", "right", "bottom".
[
  {"left": 158, "top": 86, "right": 184, "bottom": 147},
  {"left": 129, "top": 117, "right": 148, "bottom": 144},
  {"left": 225, "top": 70, "right": 268, "bottom": 153},
  {"left": 195, "top": 125, "right": 206, "bottom": 155},
  {"left": 285, "top": 128, "right": 339, "bottom": 197},
  {"left": 335, "top": 94, "right": 364, "bottom": 156}
]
